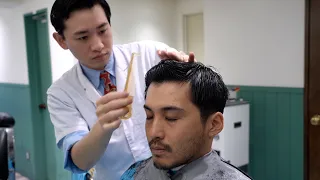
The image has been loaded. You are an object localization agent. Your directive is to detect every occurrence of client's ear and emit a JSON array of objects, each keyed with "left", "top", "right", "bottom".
[{"left": 206, "top": 112, "right": 224, "bottom": 138}]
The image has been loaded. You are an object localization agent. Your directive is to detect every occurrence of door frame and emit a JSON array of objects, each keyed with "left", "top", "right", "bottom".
[
  {"left": 23, "top": 8, "right": 52, "bottom": 180},
  {"left": 304, "top": 0, "right": 310, "bottom": 179}
]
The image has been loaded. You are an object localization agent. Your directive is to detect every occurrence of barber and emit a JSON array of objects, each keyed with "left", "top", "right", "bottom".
[{"left": 47, "top": 0, "right": 196, "bottom": 179}]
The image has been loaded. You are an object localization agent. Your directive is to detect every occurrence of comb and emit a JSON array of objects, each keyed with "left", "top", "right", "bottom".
[{"left": 121, "top": 53, "right": 139, "bottom": 120}]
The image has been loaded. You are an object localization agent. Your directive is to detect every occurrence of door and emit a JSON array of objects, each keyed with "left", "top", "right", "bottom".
[
  {"left": 304, "top": 0, "right": 320, "bottom": 179},
  {"left": 184, "top": 13, "right": 204, "bottom": 62},
  {"left": 24, "top": 9, "right": 69, "bottom": 180}
]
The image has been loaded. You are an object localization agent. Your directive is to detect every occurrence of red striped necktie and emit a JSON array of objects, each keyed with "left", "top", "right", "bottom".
[{"left": 100, "top": 71, "right": 117, "bottom": 95}]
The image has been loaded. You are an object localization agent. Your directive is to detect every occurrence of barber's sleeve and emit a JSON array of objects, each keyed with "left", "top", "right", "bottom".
[
  {"left": 58, "top": 131, "right": 88, "bottom": 173},
  {"left": 47, "top": 87, "right": 89, "bottom": 173}
]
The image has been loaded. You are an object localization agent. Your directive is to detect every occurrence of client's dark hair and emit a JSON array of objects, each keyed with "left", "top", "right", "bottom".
[{"left": 145, "top": 60, "right": 229, "bottom": 122}]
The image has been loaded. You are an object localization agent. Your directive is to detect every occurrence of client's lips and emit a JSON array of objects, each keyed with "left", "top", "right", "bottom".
[
  {"left": 151, "top": 146, "right": 167, "bottom": 155},
  {"left": 152, "top": 146, "right": 166, "bottom": 150}
]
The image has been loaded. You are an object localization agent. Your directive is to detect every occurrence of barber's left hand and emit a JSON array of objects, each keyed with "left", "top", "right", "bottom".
[{"left": 157, "top": 48, "right": 196, "bottom": 62}]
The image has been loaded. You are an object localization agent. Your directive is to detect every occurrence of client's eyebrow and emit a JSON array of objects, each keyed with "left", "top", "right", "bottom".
[
  {"left": 162, "top": 106, "right": 185, "bottom": 112},
  {"left": 144, "top": 105, "right": 185, "bottom": 112}
]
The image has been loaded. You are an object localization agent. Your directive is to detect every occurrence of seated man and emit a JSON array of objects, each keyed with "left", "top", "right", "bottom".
[{"left": 120, "top": 60, "right": 252, "bottom": 180}]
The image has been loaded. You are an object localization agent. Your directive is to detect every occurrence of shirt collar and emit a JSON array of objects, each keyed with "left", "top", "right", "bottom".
[{"left": 80, "top": 52, "right": 116, "bottom": 89}]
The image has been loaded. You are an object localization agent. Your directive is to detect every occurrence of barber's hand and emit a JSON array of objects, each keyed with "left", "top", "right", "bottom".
[
  {"left": 96, "top": 92, "right": 133, "bottom": 132},
  {"left": 157, "top": 48, "right": 196, "bottom": 62}
]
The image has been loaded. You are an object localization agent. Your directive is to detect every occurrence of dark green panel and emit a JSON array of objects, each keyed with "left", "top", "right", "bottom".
[
  {"left": 35, "top": 11, "right": 57, "bottom": 180},
  {"left": 236, "top": 90, "right": 254, "bottom": 176},
  {"left": 228, "top": 85, "right": 304, "bottom": 180},
  {"left": 24, "top": 13, "right": 48, "bottom": 180},
  {"left": 251, "top": 92, "right": 266, "bottom": 180},
  {"left": 0, "top": 83, "right": 35, "bottom": 179},
  {"left": 276, "top": 92, "right": 291, "bottom": 180},
  {"left": 290, "top": 93, "right": 304, "bottom": 180},
  {"left": 264, "top": 93, "right": 278, "bottom": 180},
  {"left": 24, "top": 8, "right": 70, "bottom": 180}
]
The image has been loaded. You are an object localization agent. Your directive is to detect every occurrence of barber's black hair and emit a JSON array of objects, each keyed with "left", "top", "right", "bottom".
[
  {"left": 145, "top": 60, "right": 229, "bottom": 122},
  {"left": 50, "top": 0, "right": 111, "bottom": 35}
]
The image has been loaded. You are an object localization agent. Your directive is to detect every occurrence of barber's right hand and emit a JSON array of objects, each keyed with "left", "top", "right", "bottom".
[{"left": 96, "top": 91, "right": 133, "bottom": 132}]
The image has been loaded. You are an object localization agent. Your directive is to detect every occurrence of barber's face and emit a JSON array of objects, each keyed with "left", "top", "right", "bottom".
[
  {"left": 144, "top": 82, "right": 210, "bottom": 170},
  {"left": 53, "top": 4, "right": 113, "bottom": 70}
]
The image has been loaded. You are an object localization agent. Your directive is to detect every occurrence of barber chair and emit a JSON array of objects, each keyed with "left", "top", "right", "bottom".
[{"left": 0, "top": 112, "right": 15, "bottom": 180}]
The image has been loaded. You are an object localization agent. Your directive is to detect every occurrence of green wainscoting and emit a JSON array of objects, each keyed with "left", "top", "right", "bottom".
[
  {"left": 0, "top": 83, "right": 35, "bottom": 179},
  {"left": 0, "top": 83, "right": 70, "bottom": 180},
  {"left": 229, "top": 85, "right": 304, "bottom": 180}
]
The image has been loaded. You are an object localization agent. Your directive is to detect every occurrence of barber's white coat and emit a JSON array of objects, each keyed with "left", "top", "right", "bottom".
[{"left": 47, "top": 40, "right": 171, "bottom": 179}]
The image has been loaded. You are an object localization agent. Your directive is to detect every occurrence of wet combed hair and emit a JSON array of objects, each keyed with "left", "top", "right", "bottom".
[
  {"left": 50, "top": 0, "right": 111, "bottom": 35},
  {"left": 145, "top": 60, "right": 229, "bottom": 122}
]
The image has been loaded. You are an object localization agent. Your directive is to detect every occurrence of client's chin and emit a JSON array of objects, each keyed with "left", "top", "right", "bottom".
[
  {"left": 153, "top": 162, "right": 173, "bottom": 170},
  {"left": 153, "top": 160, "right": 185, "bottom": 171}
]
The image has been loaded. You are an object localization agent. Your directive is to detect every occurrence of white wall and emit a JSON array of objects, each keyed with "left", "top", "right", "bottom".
[
  {"left": 0, "top": 8, "right": 12, "bottom": 83},
  {"left": 0, "top": 0, "right": 25, "bottom": 8},
  {"left": 203, "top": 0, "right": 305, "bottom": 87},
  {"left": 175, "top": 0, "right": 304, "bottom": 87},
  {"left": 0, "top": 0, "right": 305, "bottom": 87},
  {"left": 0, "top": 0, "right": 177, "bottom": 84},
  {"left": 109, "top": 0, "right": 176, "bottom": 47},
  {"left": 0, "top": 8, "right": 30, "bottom": 84}
]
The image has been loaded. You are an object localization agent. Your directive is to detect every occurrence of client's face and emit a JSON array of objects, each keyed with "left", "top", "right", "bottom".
[{"left": 144, "top": 82, "right": 209, "bottom": 170}]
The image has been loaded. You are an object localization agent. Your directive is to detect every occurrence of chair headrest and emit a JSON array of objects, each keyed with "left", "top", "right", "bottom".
[{"left": 0, "top": 112, "right": 15, "bottom": 128}]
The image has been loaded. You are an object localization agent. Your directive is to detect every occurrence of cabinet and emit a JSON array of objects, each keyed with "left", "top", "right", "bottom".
[{"left": 212, "top": 101, "right": 250, "bottom": 168}]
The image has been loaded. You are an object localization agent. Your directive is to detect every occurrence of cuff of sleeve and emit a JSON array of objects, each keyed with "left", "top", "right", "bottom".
[{"left": 62, "top": 131, "right": 89, "bottom": 173}]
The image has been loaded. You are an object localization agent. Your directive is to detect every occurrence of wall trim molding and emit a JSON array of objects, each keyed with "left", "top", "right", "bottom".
[
  {"left": 228, "top": 85, "right": 303, "bottom": 94},
  {"left": 0, "top": 83, "right": 28, "bottom": 89}
]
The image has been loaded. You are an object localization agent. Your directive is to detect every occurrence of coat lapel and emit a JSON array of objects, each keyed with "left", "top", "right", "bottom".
[
  {"left": 75, "top": 47, "right": 130, "bottom": 107},
  {"left": 113, "top": 46, "right": 129, "bottom": 92},
  {"left": 76, "top": 63, "right": 101, "bottom": 106}
]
